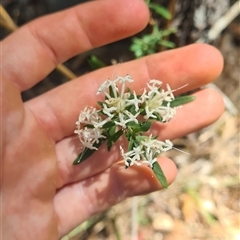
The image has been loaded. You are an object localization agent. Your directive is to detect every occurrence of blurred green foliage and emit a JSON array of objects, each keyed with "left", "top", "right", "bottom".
[
  {"left": 130, "top": 0, "right": 176, "bottom": 58},
  {"left": 87, "top": 55, "right": 106, "bottom": 70}
]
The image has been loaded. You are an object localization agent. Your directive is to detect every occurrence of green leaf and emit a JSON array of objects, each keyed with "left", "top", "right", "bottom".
[
  {"left": 97, "top": 101, "right": 104, "bottom": 108},
  {"left": 152, "top": 112, "right": 163, "bottom": 122},
  {"left": 85, "top": 124, "right": 94, "bottom": 128},
  {"left": 107, "top": 130, "right": 123, "bottom": 151},
  {"left": 102, "top": 121, "right": 115, "bottom": 129},
  {"left": 108, "top": 125, "right": 116, "bottom": 136},
  {"left": 130, "top": 33, "right": 160, "bottom": 58},
  {"left": 158, "top": 40, "right": 175, "bottom": 48},
  {"left": 152, "top": 162, "right": 168, "bottom": 188},
  {"left": 73, "top": 139, "right": 105, "bottom": 165},
  {"left": 127, "top": 122, "right": 140, "bottom": 131},
  {"left": 170, "top": 95, "right": 196, "bottom": 107},
  {"left": 127, "top": 137, "right": 135, "bottom": 151},
  {"left": 161, "top": 28, "right": 177, "bottom": 37},
  {"left": 127, "top": 121, "right": 152, "bottom": 133},
  {"left": 148, "top": 3, "right": 172, "bottom": 19},
  {"left": 109, "top": 85, "right": 115, "bottom": 98},
  {"left": 141, "top": 121, "right": 152, "bottom": 131},
  {"left": 88, "top": 55, "right": 106, "bottom": 70},
  {"left": 127, "top": 105, "right": 137, "bottom": 115},
  {"left": 135, "top": 135, "right": 145, "bottom": 143}
]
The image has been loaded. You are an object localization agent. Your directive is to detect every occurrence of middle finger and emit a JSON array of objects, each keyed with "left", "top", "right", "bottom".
[{"left": 25, "top": 44, "right": 223, "bottom": 141}]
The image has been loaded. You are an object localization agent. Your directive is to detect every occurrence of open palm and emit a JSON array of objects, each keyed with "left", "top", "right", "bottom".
[{"left": 2, "top": 0, "right": 224, "bottom": 239}]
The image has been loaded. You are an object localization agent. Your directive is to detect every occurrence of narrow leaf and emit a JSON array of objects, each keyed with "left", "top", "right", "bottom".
[
  {"left": 149, "top": 3, "right": 172, "bottom": 19},
  {"left": 141, "top": 121, "right": 152, "bottom": 132},
  {"left": 153, "top": 112, "right": 163, "bottom": 122},
  {"left": 85, "top": 124, "right": 94, "bottom": 128},
  {"left": 109, "top": 125, "right": 116, "bottom": 136},
  {"left": 102, "top": 121, "right": 115, "bottom": 129},
  {"left": 158, "top": 40, "right": 175, "bottom": 48},
  {"left": 109, "top": 85, "right": 115, "bottom": 98},
  {"left": 73, "top": 139, "right": 105, "bottom": 165},
  {"left": 161, "top": 28, "right": 177, "bottom": 37},
  {"left": 170, "top": 95, "right": 196, "bottom": 107},
  {"left": 107, "top": 130, "right": 123, "bottom": 151},
  {"left": 135, "top": 135, "right": 145, "bottom": 143},
  {"left": 88, "top": 55, "right": 106, "bottom": 70},
  {"left": 127, "top": 121, "right": 140, "bottom": 130},
  {"left": 127, "top": 121, "right": 152, "bottom": 133},
  {"left": 128, "top": 137, "right": 134, "bottom": 151},
  {"left": 97, "top": 101, "right": 104, "bottom": 107},
  {"left": 152, "top": 162, "right": 168, "bottom": 188}
]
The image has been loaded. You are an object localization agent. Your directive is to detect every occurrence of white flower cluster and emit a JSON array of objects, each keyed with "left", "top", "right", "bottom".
[
  {"left": 96, "top": 75, "right": 177, "bottom": 125},
  {"left": 142, "top": 80, "right": 176, "bottom": 121},
  {"left": 75, "top": 74, "right": 178, "bottom": 166},
  {"left": 97, "top": 75, "right": 141, "bottom": 128},
  {"left": 74, "top": 107, "right": 108, "bottom": 150},
  {"left": 120, "top": 136, "right": 173, "bottom": 168}
]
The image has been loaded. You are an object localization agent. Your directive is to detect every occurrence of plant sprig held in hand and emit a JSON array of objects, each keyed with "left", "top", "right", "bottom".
[{"left": 73, "top": 75, "right": 195, "bottom": 188}]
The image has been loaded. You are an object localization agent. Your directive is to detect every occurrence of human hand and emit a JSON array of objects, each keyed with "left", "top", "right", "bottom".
[{"left": 1, "top": 0, "right": 224, "bottom": 239}]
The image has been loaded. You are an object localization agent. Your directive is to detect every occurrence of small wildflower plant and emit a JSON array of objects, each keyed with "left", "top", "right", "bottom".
[{"left": 73, "top": 75, "right": 195, "bottom": 188}]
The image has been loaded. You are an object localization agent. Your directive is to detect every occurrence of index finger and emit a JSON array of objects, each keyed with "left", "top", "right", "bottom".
[{"left": 2, "top": 0, "right": 149, "bottom": 91}]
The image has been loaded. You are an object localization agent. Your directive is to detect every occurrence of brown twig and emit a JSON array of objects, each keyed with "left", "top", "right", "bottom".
[
  {"left": 56, "top": 64, "right": 77, "bottom": 80},
  {"left": 166, "top": 0, "right": 177, "bottom": 29},
  {"left": 0, "top": 5, "right": 17, "bottom": 31},
  {"left": 0, "top": 5, "right": 77, "bottom": 80}
]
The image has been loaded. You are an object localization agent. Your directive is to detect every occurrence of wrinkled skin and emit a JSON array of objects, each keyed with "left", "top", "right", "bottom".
[{"left": 1, "top": 0, "right": 224, "bottom": 239}]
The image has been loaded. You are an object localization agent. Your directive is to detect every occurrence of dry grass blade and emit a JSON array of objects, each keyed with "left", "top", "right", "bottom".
[
  {"left": 56, "top": 64, "right": 77, "bottom": 80},
  {"left": 0, "top": 5, "right": 17, "bottom": 31}
]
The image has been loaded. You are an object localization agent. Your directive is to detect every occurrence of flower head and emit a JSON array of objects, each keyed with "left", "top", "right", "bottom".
[
  {"left": 120, "top": 135, "right": 173, "bottom": 168},
  {"left": 75, "top": 107, "right": 108, "bottom": 149},
  {"left": 75, "top": 127, "right": 106, "bottom": 150},
  {"left": 141, "top": 80, "right": 176, "bottom": 121},
  {"left": 99, "top": 75, "right": 140, "bottom": 128},
  {"left": 120, "top": 145, "right": 144, "bottom": 167},
  {"left": 74, "top": 74, "right": 195, "bottom": 187}
]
